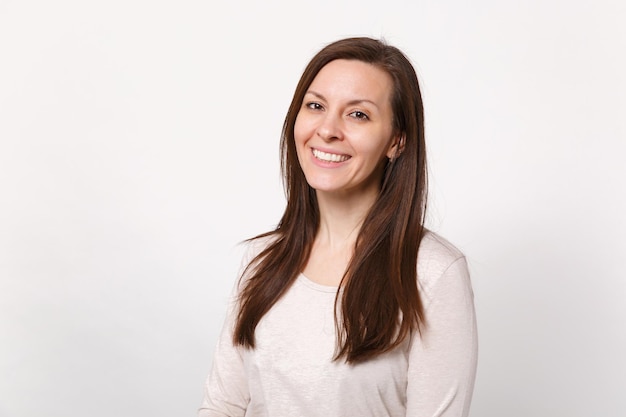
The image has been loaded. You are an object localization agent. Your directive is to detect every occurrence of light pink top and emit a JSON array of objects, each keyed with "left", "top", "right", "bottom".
[{"left": 199, "top": 232, "right": 478, "bottom": 417}]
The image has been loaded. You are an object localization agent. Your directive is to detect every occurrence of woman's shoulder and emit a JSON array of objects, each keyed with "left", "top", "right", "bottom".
[
  {"left": 234, "top": 233, "right": 279, "bottom": 273},
  {"left": 419, "top": 229, "right": 465, "bottom": 263},
  {"left": 239, "top": 233, "right": 276, "bottom": 256},
  {"left": 417, "top": 230, "right": 469, "bottom": 293}
]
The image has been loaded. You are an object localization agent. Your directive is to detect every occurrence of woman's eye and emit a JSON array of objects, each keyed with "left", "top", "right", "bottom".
[
  {"left": 306, "top": 102, "right": 323, "bottom": 110},
  {"left": 349, "top": 110, "right": 369, "bottom": 120}
]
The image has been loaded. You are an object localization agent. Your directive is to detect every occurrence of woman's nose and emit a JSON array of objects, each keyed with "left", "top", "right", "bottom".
[{"left": 316, "top": 113, "right": 343, "bottom": 142}]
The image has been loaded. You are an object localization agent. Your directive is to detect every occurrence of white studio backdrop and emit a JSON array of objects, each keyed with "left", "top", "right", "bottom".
[{"left": 1, "top": 1, "right": 624, "bottom": 416}]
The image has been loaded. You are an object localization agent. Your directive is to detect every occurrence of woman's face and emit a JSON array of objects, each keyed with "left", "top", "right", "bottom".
[{"left": 294, "top": 59, "right": 399, "bottom": 201}]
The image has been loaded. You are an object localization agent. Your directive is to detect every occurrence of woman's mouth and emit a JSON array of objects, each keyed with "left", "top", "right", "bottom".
[{"left": 312, "top": 148, "right": 350, "bottom": 163}]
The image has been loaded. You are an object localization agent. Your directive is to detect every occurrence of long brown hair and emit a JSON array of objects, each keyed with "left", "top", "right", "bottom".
[{"left": 233, "top": 37, "right": 427, "bottom": 363}]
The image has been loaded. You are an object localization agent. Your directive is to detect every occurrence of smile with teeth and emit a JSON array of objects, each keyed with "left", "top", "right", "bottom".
[{"left": 312, "top": 148, "right": 350, "bottom": 163}]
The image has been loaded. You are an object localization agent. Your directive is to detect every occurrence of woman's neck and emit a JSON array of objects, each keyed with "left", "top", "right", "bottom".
[
  {"left": 302, "top": 190, "right": 377, "bottom": 286},
  {"left": 314, "top": 189, "right": 378, "bottom": 250}
]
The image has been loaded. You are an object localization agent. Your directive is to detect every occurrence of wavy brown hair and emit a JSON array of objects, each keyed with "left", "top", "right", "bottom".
[{"left": 233, "top": 37, "right": 427, "bottom": 363}]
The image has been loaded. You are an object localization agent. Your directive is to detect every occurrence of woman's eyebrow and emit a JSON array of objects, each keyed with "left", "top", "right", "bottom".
[{"left": 305, "top": 90, "right": 379, "bottom": 109}]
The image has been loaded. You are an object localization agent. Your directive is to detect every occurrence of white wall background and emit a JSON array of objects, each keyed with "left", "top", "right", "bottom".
[{"left": 1, "top": 1, "right": 624, "bottom": 416}]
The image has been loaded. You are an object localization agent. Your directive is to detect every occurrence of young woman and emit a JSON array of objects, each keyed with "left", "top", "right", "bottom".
[{"left": 199, "top": 37, "right": 478, "bottom": 417}]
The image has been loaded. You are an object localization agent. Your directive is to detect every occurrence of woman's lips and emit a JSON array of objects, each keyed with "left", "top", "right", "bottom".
[{"left": 312, "top": 148, "right": 351, "bottom": 163}]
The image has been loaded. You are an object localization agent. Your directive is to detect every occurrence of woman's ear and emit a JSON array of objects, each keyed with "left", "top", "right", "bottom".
[{"left": 387, "top": 134, "right": 406, "bottom": 159}]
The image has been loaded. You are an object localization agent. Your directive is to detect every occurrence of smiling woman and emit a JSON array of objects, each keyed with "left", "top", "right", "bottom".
[
  {"left": 295, "top": 59, "right": 400, "bottom": 207},
  {"left": 198, "top": 37, "right": 478, "bottom": 417}
]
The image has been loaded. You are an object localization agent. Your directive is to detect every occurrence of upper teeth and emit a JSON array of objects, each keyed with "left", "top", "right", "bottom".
[{"left": 313, "top": 149, "right": 350, "bottom": 162}]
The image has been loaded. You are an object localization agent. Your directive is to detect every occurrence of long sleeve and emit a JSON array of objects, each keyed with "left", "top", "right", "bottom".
[
  {"left": 198, "top": 295, "right": 250, "bottom": 417},
  {"left": 406, "top": 256, "right": 478, "bottom": 417},
  {"left": 198, "top": 240, "right": 263, "bottom": 417}
]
